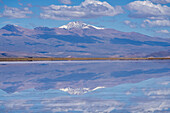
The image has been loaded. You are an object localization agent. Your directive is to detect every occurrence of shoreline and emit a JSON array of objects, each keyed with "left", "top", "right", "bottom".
[{"left": 0, "top": 57, "right": 170, "bottom": 61}]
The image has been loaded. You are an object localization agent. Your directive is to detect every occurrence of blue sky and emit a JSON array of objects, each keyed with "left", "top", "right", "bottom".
[{"left": 0, "top": 0, "right": 170, "bottom": 38}]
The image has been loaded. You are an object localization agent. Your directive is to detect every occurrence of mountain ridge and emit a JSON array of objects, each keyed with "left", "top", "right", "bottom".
[
  {"left": 0, "top": 22, "right": 169, "bottom": 58},
  {"left": 59, "top": 21, "right": 104, "bottom": 30}
]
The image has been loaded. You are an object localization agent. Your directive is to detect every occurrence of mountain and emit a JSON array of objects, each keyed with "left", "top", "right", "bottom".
[
  {"left": 146, "top": 50, "right": 170, "bottom": 58},
  {"left": 59, "top": 87, "right": 105, "bottom": 95},
  {"left": 34, "top": 27, "right": 55, "bottom": 31},
  {"left": 59, "top": 21, "right": 104, "bottom": 30},
  {"left": 1, "top": 24, "right": 21, "bottom": 33},
  {"left": 0, "top": 22, "right": 169, "bottom": 58}
]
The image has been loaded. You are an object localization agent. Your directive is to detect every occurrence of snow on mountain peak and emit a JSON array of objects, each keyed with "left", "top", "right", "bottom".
[
  {"left": 59, "top": 21, "right": 104, "bottom": 30},
  {"left": 59, "top": 86, "right": 105, "bottom": 95}
]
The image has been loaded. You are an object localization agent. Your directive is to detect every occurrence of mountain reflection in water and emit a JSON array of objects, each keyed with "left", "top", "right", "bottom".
[{"left": 0, "top": 60, "right": 170, "bottom": 112}]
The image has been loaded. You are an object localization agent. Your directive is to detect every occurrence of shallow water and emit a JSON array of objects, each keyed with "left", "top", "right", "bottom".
[{"left": 0, "top": 60, "right": 170, "bottom": 113}]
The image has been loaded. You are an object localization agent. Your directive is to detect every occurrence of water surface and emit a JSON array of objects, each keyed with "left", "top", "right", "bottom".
[{"left": 0, "top": 60, "right": 170, "bottom": 112}]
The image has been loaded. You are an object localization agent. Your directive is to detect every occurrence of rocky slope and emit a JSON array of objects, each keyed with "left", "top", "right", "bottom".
[{"left": 0, "top": 22, "right": 169, "bottom": 58}]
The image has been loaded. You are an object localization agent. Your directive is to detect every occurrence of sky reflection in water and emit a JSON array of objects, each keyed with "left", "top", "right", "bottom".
[{"left": 0, "top": 60, "right": 170, "bottom": 113}]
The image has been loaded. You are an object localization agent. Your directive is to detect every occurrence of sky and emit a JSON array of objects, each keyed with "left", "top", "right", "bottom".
[{"left": 0, "top": 0, "right": 170, "bottom": 38}]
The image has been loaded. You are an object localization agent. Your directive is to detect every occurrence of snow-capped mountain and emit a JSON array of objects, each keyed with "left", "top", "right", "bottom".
[
  {"left": 0, "top": 22, "right": 169, "bottom": 58},
  {"left": 59, "top": 86, "right": 105, "bottom": 95},
  {"left": 59, "top": 21, "right": 104, "bottom": 30}
]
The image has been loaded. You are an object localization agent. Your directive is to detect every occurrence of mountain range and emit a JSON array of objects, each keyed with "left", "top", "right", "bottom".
[{"left": 0, "top": 21, "right": 170, "bottom": 58}]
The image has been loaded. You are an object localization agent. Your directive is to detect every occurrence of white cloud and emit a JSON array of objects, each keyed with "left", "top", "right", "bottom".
[
  {"left": 124, "top": 20, "right": 136, "bottom": 28},
  {"left": 156, "top": 29, "right": 170, "bottom": 33},
  {"left": 41, "top": 97, "right": 123, "bottom": 112},
  {"left": 132, "top": 88, "right": 170, "bottom": 111},
  {"left": 160, "top": 81, "right": 170, "bottom": 85},
  {"left": 131, "top": 100, "right": 170, "bottom": 113},
  {"left": 124, "top": 20, "right": 131, "bottom": 25},
  {"left": 126, "top": 91, "right": 132, "bottom": 95},
  {"left": 40, "top": 0, "right": 123, "bottom": 20},
  {"left": 27, "top": 3, "right": 33, "bottom": 7},
  {"left": 151, "top": 0, "right": 170, "bottom": 4},
  {"left": 0, "top": 6, "right": 32, "bottom": 18},
  {"left": 145, "top": 89, "right": 170, "bottom": 96},
  {"left": 0, "top": 100, "right": 33, "bottom": 110},
  {"left": 144, "top": 19, "right": 170, "bottom": 26},
  {"left": 58, "top": 0, "right": 71, "bottom": 4},
  {"left": 127, "top": 1, "right": 170, "bottom": 19}
]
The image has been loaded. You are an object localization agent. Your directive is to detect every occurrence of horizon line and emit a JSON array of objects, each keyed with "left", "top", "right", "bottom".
[{"left": 0, "top": 57, "right": 170, "bottom": 61}]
